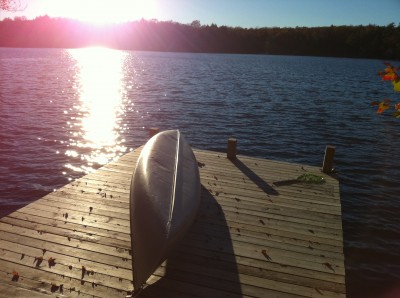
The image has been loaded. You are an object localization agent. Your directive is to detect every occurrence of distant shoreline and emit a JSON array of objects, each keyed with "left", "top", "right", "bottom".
[{"left": 1, "top": 17, "right": 399, "bottom": 60}]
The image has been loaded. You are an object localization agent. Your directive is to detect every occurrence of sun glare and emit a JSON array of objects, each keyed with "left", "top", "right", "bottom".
[
  {"left": 67, "top": 47, "right": 129, "bottom": 172},
  {"left": 50, "top": 0, "right": 157, "bottom": 24}
]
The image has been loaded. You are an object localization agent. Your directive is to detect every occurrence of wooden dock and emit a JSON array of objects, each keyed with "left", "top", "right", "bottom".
[{"left": 0, "top": 143, "right": 346, "bottom": 297}]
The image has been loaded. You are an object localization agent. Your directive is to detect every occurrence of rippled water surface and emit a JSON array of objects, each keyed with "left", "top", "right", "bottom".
[{"left": 1, "top": 48, "right": 399, "bottom": 297}]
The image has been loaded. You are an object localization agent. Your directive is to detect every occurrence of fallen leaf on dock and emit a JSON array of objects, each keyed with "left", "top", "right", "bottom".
[
  {"left": 81, "top": 266, "right": 86, "bottom": 279},
  {"left": 34, "top": 256, "right": 44, "bottom": 267},
  {"left": 48, "top": 257, "right": 56, "bottom": 267},
  {"left": 323, "top": 262, "right": 335, "bottom": 272},
  {"left": 315, "top": 288, "right": 323, "bottom": 295},
  {"left": 50, "top": 283, "right": 63, "bottom": 293},
  {"left": 11, "top": 270, "right": 19, "bottom": 281},
  {"left": 261, "top": 249, "right": 272, "bottom": 261}
]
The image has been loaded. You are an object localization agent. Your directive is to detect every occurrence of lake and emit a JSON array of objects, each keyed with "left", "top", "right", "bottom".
[{"left": 0, "top": 47, "right": 399, "bottom": 297}]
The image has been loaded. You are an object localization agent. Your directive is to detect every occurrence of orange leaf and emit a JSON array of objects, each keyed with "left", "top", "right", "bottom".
[
  {"left": 377, "top": 102, "right": 390, "bottom": 114},
  {"left": 382, "top": 73, "right": 397, "bottom": 81},
  {"left": 376, "top": 102, "right": 389, "bottom": 114},
  {"left": 379, "top": 63, "right": 399, "bottom": 81}
]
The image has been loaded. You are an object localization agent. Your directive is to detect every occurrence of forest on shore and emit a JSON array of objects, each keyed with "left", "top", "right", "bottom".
[{"left": 0, "top": 16, "right": 399, "bottom": 60}]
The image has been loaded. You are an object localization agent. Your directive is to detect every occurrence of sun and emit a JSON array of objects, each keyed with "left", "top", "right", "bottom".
[{"left": 50, "top": 0, "right": 157, "bottom": 24}]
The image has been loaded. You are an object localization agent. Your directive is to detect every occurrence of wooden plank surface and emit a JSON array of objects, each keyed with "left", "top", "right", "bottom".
[{"left": 0, "top": 146, "right": 346, "bottom": 297}]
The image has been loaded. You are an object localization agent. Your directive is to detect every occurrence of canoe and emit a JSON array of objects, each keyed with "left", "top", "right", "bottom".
[{"left": 129, "top": 129, "right": 201, "bottom": 294}]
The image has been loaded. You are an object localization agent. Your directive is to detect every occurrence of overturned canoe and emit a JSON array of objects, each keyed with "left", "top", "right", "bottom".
[{"left": 129, "top": 129, "right": 201, "bottom": 293}]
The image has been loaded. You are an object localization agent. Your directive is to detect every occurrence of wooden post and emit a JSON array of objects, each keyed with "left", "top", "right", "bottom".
[
  {"left": 227, "top": 138, "right": 237, "bottom": 160},
  {"left": 149, "top": 127, "right": 160, "bottom": 138},
  {"left": 322, "top": 145, "right": 335, "bottom": 174}
]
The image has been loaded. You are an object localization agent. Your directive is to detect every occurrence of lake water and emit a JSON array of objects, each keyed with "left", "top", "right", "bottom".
[{"left": 1, "top": 47, "right": 399, "bottom": 297}]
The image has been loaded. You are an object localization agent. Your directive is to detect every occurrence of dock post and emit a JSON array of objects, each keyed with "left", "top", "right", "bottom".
[
  {"left": 227, "top": 138, "right": 237, "bottom": 160},
  {"left": 149, "top": 127, "right": 160, "bottom": 138},
  {"left": 322, "top": 145, "right": 335, "bottom": 173}
]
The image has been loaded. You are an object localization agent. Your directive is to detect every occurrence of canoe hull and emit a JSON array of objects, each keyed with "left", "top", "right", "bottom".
[{"left": 129, "top": 130, "right": 201, "bottom": 290}]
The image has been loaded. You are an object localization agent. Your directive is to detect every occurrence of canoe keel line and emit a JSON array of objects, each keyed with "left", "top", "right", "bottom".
[{"left": 128, "top": 130, "right": 201, "bottom": 296}]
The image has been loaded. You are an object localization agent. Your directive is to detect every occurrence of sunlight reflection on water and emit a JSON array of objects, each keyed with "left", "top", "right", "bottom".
[{"left": 65, "top": 47, "right": 129, "bottom": 175}]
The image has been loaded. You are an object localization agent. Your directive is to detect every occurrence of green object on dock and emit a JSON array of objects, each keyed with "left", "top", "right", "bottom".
[{"left": 297, "top": 173, "right": 326, "bottom": 184}]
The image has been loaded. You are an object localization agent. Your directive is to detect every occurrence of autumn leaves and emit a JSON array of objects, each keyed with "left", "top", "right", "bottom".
[
  {"left": 373, "top": 62, "right": 400, "bottom": 117},
  {"left": 9, "top": 205, "right": 99, "bottom": 294}
]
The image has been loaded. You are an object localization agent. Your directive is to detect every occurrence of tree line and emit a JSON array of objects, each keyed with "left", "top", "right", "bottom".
[{"left": 0, "top": 16, "right": 399, "bottom": 60}]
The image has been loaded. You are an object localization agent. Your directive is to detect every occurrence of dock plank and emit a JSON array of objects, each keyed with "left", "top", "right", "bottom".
[{"left": 0, "top": 146, "right": 346, "bottom": 297}]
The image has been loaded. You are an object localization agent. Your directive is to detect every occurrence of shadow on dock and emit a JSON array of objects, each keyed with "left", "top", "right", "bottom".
[
  {"left": 138, "top": 185, "right": 243, "bottom": 297},
  {"left": 231, "top": 157, "right": 279, "bottom": 196}
]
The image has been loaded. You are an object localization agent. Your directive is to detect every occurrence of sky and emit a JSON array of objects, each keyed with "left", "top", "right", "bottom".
[{"left": 0, "top": 0, "right": 399, "bottom": 28}]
